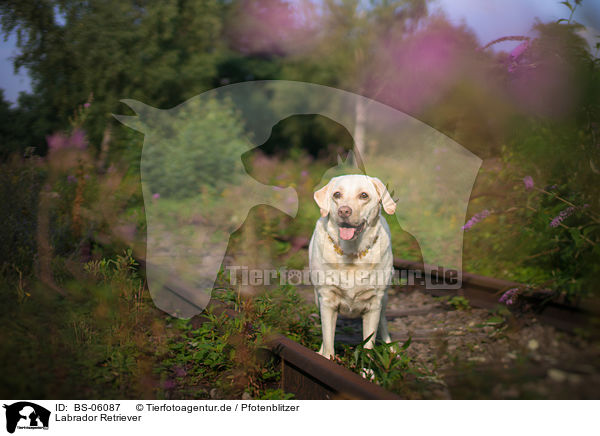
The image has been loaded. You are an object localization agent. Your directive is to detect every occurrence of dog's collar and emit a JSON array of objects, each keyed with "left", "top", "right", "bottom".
[{"left": 327, "top": 233, "right": 379, "bottom": 259}]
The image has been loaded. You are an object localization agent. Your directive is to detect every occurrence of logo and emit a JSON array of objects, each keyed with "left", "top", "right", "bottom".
[
  {"left": 114, "top": 80, "right": 481, "bottom": 318},
  {"left": 3, "top": 402, "right": 50, "bottom": 434}
]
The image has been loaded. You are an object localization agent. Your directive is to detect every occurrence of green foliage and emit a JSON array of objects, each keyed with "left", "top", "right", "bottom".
[
  {"left": 141, "top": 96, "right": 248, "bottom": 199},
  {"left": 0, "top": 249, "right": 157, "bottom": 398},
  {"left": 257, "top": 389, "right": 295, "bottom": 400},
  {"left": 447, "top": 296, "right": 471, "bottom": 311},
  {"left": 84, "top": 248, "right": 139, "bottom": 283},
  {"left": 160, "top": 285, "right": 319, "bottom": 398},
  {"left": 0, "top": 156, "right": 45, "bottom": 273},
  {"left": 1, "top": 0, "right": 229, "bottom": 150},
  {"left": 253, "top": 284, "right": 321, "bottom": 347},
  {"left": 337, "top": 335, "right": 423, "bottom": 390}
]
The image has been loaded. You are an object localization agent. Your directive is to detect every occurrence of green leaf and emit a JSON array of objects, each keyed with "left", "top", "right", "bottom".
[{"left": 560, "top": 1, "right": 574, "bottom": 12}]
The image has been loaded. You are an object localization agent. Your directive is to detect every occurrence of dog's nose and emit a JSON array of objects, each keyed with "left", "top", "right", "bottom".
[{"left": 338, "top": 206, "right": 352, "bottom": 218}]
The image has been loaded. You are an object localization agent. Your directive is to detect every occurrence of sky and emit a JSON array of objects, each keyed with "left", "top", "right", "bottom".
[
  {"left": 0, "top": 32, "right": 31, "bottom": 105},
  {"left": 434, "top": 0, "right": 599, "bottom": 50},
  {"left": 0, "top": 0, "right": 598, "bottom": 105}
]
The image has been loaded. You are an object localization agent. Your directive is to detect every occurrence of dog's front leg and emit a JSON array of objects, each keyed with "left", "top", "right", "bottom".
[
  {"left": 318, "top": 299, "right": 338, "bottom": 359},
  {"left": 378, "top": 292, "right": 392, "bottom": 344},
  {"left": 362, "top": 309, "right": 381, "bottom": 350}
]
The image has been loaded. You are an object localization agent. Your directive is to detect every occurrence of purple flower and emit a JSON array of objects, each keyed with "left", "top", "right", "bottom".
[
  {"left": 523, "top": 176, "right": 534, "bottom": 190},
  {"left": 301, "top": 170, "right": 308, "bottom": 177},
  {"left": 550, "top": 206, "right": 575, "bottom": 228},
  {"left": 84, "top": 102, "right": 91, "bottom": 108},
  {"left": 70, "top": 129, "right": 87, "bottom": 150},
  {"left": 67, "top": 175, "right": 77, "bottom": 183},
  {"left": 499, "top": 288, "right": 518, "bottom": 304},
  {"left": 462, "top": 209, "right": 491, "bottom": 231},
  {"left": 163, "top": 379, "right": 176, "bottom": 389},
  {"left": 46, "top": 132, "right": 69, "bottom": 150},
  {"left": 153, "top": 193, "right": 160, "bottom": 200},
  {"left": 46, "top": 129, "right": 87, "bottom": 151}
]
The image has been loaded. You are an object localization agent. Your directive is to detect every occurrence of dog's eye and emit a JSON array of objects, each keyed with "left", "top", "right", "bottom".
[
  {"left": 333, "top": 192, "right": 342, "bottom": 199},
  {"left": 359, "top": 192, "right": 369, "bottom": 199}
]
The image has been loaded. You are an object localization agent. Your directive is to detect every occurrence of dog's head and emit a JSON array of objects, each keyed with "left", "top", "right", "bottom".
[{"left": 314, "top": 175, "right": 396, "bottom": 241}]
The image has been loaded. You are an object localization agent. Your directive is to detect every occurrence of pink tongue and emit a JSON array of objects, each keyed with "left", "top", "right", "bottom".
[{"left": 339, "top": 227, "right": 356, "bottom": 240}]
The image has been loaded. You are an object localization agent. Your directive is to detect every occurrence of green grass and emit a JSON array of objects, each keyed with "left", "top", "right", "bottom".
[{"left": 0, "top": 248, "right": 323, "bottom": 399}]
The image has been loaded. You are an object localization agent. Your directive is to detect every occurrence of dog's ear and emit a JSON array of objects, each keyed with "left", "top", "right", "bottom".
[
  {"left": 370, "top": 177, "right": 397, "bottom": 215},
  {"left": 314, "top": 182, "right": 331, "bottom": 218}
]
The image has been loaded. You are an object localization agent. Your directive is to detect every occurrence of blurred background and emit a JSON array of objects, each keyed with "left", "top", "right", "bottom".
[{"left": 0, "top": 0, "right": 599, "bottom": 399}]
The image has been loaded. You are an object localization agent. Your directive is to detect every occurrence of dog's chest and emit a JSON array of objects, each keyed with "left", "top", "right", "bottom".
[
  {"left": 318, "top": 263, "right": 389, "bottom": 316},
  {"left": 309, "top": 216, "right": 393, "bottom": 316}
]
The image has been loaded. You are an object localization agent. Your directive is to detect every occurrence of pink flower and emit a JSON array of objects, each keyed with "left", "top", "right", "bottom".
[
  {"left": 510, "top": 41, "right": 529, "bottom": 59},
  {"left": 364, "top": 20, "right": 466, "bottom": 114},
  {"left": 46, "top": 132, "right": 69, "bottom": 150},
  {"left": 153, "top": 193, "right": 160, "bottom": 200},
  {"left": 83, "top": 102, "right": 91, "bottom": 108},
  {"left": 523, "top": 176, "right": 534, "bottom": 190},
  {"left": 508, "top": 42, "right": 575, "bottom": 117},
  {"left": 46, "top": 129, "right": 88, "bottom": 151},
  {"left": 462, "top": 209, "right": 491, "bottom": 231},
  {"left": 499, "top": 288, "right": 518, "bottom": 305},
  {"left": 550, "top": 206, "right": 575, "bottom": 228},
  {"left": 70, "top": 129, "right": 87, "bottom": 150},
  {"left": 228, "top": 0, "right": 320, "bottom": 56}
]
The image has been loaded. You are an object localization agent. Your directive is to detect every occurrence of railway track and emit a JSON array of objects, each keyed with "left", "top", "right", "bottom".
[
  {"left": 268, "top": 335, "right": 400, "bottom": 399},
  {"left": 266, "top": 258, "right": 600, "bottom": 399},
  {"left": 393, "top": 258, "right": 600, "bottom": 333},
  {"left": 138, "top": 255, "right": 599, "bottom": 399}
]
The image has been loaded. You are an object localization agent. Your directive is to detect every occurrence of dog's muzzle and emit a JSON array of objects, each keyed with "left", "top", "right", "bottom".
[{"left": 338, "top": 221, "right": 366, "bottom": 240}]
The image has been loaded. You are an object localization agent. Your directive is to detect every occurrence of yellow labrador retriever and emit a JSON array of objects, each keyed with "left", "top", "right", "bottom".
[{"left": 309, "top": 174, "right": 397, "bottom": 358}]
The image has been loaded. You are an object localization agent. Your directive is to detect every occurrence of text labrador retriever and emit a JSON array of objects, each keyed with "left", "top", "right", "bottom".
[{"left": 309, "top": 174, "right": 397, "bottom": 358}]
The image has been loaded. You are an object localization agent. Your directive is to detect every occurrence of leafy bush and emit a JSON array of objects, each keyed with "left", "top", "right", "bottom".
[
  {"left": 0, "top": 157, "right": 46, "bottom": 274},
  {"left": 141, "top": 96, "right": 249, "bottom": 200},
  {"left": 336, "top": 335, "right": 426, "bottom": 391}
]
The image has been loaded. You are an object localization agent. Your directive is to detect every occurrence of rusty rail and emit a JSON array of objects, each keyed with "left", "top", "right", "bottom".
[
  {"left": 394, "top": 258, "right": 600, "bottom": 333},
  {"left": 268, "top": 335, "right": 401, "bottom": 400}
]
